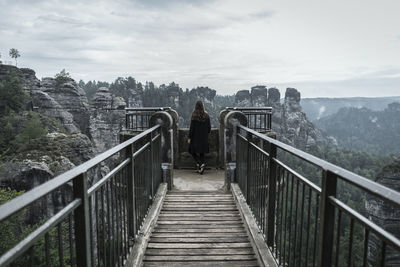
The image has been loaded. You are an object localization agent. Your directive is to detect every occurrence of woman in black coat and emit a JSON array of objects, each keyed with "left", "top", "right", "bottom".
[{"left": 188, "top": 100, "right": 211, "bottom": 174}]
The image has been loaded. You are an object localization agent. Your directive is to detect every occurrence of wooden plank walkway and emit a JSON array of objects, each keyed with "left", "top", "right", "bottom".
[{"left": 142, "top": 191, "right": 260, "bottom": 267}]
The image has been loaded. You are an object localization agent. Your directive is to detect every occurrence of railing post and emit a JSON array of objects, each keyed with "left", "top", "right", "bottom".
[
  {"left": 246, "top": 131, "right": 252, "bottom": 204},
  {"left": 317, "top": 170, "right": 337, "bottom": 266},
  {"left": 126, "top": 143, "right": 136, "bottom": 241},
  {"left": 266, "top": 141, "right": 277, "bottom": 246},
  {"left": 150, "top": 131, "right": 154, "bottom": 199},
  {"left": 73, "top": 172, "right": 91, "bottom": 267}
]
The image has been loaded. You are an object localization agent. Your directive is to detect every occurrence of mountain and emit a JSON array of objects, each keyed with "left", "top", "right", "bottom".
[
  {"left": 301, "top": 96, "right": 400, "bottom": 121},
  {"left": 315, "top": 103, "right": 400, "bottom": 155}
]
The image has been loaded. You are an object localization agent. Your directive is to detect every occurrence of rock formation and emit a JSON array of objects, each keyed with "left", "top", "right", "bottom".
[
  {"left": 41, "top": 77, "right": 90, "bottom": 136},
  {"left": 234, "top": 86, "right": 335, "bottom": 150},
  {"left": 89, "top": 87, "right": 126, "bottom": 153}
]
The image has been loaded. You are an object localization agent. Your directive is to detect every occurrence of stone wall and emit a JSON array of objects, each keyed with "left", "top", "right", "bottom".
[{"left": 177, "top": 128, "right": 220, "bottom": 169}]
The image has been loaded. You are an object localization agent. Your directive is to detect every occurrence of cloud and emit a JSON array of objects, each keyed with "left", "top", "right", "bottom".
[{"left": 0, "top": 0, "right": 399, "bottom": 97}]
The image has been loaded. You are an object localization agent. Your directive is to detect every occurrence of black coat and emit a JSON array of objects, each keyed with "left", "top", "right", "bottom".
[{"left": 188, "top": 117, "right": 211, "bottom": 154}]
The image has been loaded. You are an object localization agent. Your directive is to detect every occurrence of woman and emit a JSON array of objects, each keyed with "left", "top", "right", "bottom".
[{"left": 188, "top": 100, "right": 211, "bottom": 174}]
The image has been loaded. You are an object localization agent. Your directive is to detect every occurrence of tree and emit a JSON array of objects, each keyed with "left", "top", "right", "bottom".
[
  {"left": 0, "top": 69, "right": 29, "bottom": 116},
  {"left": 9, "top": 48, "right": 20, "bottom": 67},
  {"left": 54, "top": 69, "right": 71, "bottom": 86},
  {"left": 14, "top": 112, "right": 48, "bottom": 148}
]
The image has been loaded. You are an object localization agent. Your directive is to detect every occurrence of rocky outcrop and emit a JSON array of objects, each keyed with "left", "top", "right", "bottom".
[
  {"left": 41, "top": 78, "right": 90, "bottom": 135},
  {"left": 366, "top": 159, "right": 400, "bottom": 266},
  {"left": 235, "top": 86, "right": 334, "bottom": 150},
  {"left": 251, "top": 85, "right": 268, "bottom": 107},
  {"left": 0, "top": 132, "right": 93, "bottom": 223},
  {"left": 167, "top": 83, "right": 181, "bottom": 108},
  {"left": 190, "top": 87, "right": 216, "bottom": 108},
  {"left": 235, "top": 90, "right": 251, "bottom": 106},
  {"left": 90, "top": 87, "right": 126, "bottom": 153}
]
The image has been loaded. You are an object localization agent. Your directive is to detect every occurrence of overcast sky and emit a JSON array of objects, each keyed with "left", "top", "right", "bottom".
[{"left": 1, "top": 0, "right": 399, "bottom": 97}]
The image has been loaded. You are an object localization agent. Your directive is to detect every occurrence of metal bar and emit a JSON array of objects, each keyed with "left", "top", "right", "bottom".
[
  {"left": 101, "top": 186, "right": 106, "bottom": 266},
  {"left": 287, "top": 174, "right": 294, "bottom": 266},
  {"left": 0, "top": 199, "right": 81, "bottom": 266},
  {"left": 297, "top": 183, "right": 305, "bottom": 267},
  {"left": 348, "top": 218, "right": 354, "bottom": 267},
  {"left": 0, "top": 125, "right": 160, "bottom": 222},
  {"left": 317, "top": 170, "right": 337, "bottom": 266},
  {"left": 246, "top": 131, "right": 252, "bottom": 202},
  {"left": 292, "top": 179, "right": 299, "bottom": 266},
  {"left": 283, "top": 170, "right": 289, "bottom": 266},
  {"left": 313, "top": 195, "right": 319, "bottom": 267},
  {"left": 305, "top": 187, "right": 312, "bottom": 267},
  {"left": 58, "top": 223, "right": 64, "bottom": 267},
  {"left": 45, "top": 233, "right": 50, "bottom": 267},
  {"left": 73, "top": 173, "right": 91, "bottom": 267},
  {"left": 89, "top": 195, "right": 94, "bottom": 266},
  {"left": 126, "top": 143, "right": 135, "bottom": 241},
  {"left": 362, "top": 228, "right": 369, "bottom": 267},
  {"left": 335, "top": 210, "right": 342, "bottom": 267},
  {"left": 380, "top": 241, "right": 386, "bottom": 267},
  {"left": 106, "top": 181, "right": 112, "bottom": 267}
]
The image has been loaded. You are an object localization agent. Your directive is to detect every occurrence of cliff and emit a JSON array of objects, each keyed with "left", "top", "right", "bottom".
[{"left": 235, "top": 86, "right": 336, "bottom": 150}]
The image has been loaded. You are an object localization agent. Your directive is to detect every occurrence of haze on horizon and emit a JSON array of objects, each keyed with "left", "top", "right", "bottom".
[{"left": 1, "top": 0, "right": 399, "bottom": 98}]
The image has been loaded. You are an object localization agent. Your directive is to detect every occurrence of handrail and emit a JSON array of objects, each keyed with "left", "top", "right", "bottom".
[
  {"left": 238, "top": 124, "right": 400, "bottom": 206},
  {"left": 236, "top": 123, "right": 400, "bottom": 266},
  {"left": 125, "top": 107, "right": 171, "bottom": 112},
  {"left": 0, "top": 124, "right": 160, "bottom": 222},
  {"left": 226, "top": 106, "right": 272, "bottom": 111}
]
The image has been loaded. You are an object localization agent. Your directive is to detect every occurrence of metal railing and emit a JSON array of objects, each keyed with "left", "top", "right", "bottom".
[
  {"left": 125, "top": 107, "right": 171, "bottom": 131},
  {"left": 236, "top": 124, "right": 400, "bottom": 266},
  {"left": 226, "top": 107, "right": 272, "bottom": 132},
  {"left": 0, "top": 125, "right": 162, "bottom": 267}
]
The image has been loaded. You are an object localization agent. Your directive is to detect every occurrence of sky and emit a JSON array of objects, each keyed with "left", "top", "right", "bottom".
[{"left": 0, "top": 0, "right": 399, "bottom": 97}]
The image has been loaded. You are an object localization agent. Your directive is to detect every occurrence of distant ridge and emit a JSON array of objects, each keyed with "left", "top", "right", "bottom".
[{"left": 300, "top": 96, "right": 400, "bottom": 121}]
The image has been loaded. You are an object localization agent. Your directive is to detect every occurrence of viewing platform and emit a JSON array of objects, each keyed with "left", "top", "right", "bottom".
[{"left": 0, "top": 107, "right": 399, "bottom": 267}]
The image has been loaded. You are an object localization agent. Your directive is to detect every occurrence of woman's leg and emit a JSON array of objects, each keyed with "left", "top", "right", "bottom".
[
  {"left": 199, "top": 153, "right": 205, "bottom": 165},
  {"left": 190, "top": 152, "right": 200, "bottom": 164},
  {"left": 199, "top": 153, "right": 205, "bottom": 174}
]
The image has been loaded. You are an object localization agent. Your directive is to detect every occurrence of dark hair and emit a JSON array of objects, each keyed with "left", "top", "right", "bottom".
[{"left": 191, "top": 100, "right": 209, "bottom": 121}]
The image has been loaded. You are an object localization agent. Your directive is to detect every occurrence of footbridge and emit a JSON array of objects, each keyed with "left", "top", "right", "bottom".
[{"left": 1, "top": 107, "right": 399, "bottom": 266}]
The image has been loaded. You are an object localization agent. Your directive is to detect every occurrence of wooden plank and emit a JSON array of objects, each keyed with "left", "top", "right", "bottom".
[
  {"left": 162, "top": 208, "right": 238, "bottom": 211},
  {"left": 158, "top": 213, "right": 239, "bottom": 217},
  {"left": 156, "top": 221, "right": 242, "bottom": 225},
  {"left": 167, "top": 191, "right": 228, "bottom": 194},
  {"left": 163, "top": 201, "right": 235, "bottom": 204},
  {"left": 166, "top": 194, "right": 232, "bottom": 197},
  {"left": 155, "top": 224, "right": 244, "bottom": 229},
  {"left": 151, "top": 233, "right": 248, "bottom": 238},
  {"left": 157, "top": 217, "right": 242, "bottom": 221},
  {"left": 146, "top": 242, "right": 253, "bottom": 249},
  {"left": 143, "top": 260, "right": 259, "bottom": 267},
  {"left": 165, "top": 195, "right": 233, "bottom": 200},
  {"left": 149, "top": 237, "right": 250, "bottom": 243},
  {"left": 163, "top": 205, "right": 236, "bottom": 208},
  {"left": 144, "top": 255, "right": 257, "bottom": 261},
  {"left": 145, "top": 248, "right": 255, "bottom": 255},
  {"left": 153, "top": 228, "right": 246, "bottom": 233},
  {"left": 160, "top": 211, "right": 240, "bottom": 215},
  {"left": 165, "top": 196, "right": 233, "bottom": 199}
]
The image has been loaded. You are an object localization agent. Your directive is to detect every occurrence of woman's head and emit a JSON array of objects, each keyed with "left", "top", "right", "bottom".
[{"left": 191, "top": 100, "right": 208, "bottom": 121}]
